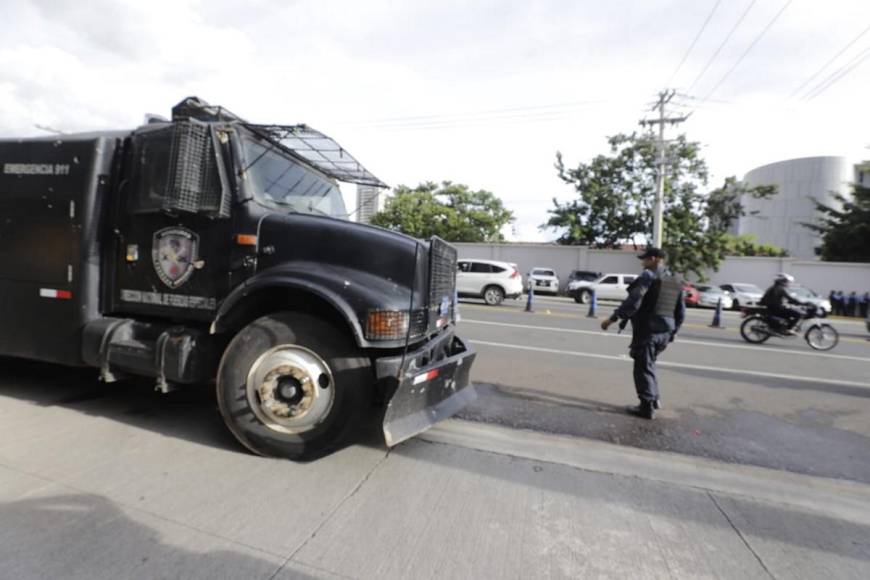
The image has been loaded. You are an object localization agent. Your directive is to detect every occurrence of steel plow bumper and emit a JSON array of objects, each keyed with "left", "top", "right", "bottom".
[{"left": 376, "top": 327, "right": 476, "bottom": 447}]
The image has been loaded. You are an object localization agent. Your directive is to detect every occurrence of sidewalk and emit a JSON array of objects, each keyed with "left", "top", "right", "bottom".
[{"left": 1, "top": 388, "right": 868, "bottom": 579}]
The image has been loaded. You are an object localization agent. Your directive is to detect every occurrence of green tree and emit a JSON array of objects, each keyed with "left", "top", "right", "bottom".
[
  {"left": 722, "top": 234, "right": 788, "bottom": 257},
  {"left": 544, "top": 132, "right": 775, "bottom": 279},
  {"left": 803, "top": 184, "right": 870, "bottom": 262},
  {"left": 371, "top": 181, "right": 513, "bottom": 242}
]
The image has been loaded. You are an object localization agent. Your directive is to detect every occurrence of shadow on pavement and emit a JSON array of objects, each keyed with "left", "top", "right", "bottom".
[
  {"left": 0, "top": 493, "right": 320, "bottom": 580},
  {"left": 457, "top": 382, "right": 870, "bottom": 485},
  {"left": 0, "top": 357, "right": 387, "bottom": 460}
]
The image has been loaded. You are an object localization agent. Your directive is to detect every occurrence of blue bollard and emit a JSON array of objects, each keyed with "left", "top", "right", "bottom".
[
  {"left": 587, "top": 289, "right": 598, "bottom": 318},
  {"left": 709, "top": 297, "right": 725, "bottom": 328},
  {"left": 525, "top": 280, "right": 535, "bottom": 312},
  {"left": 454, "top": 289, "right": 460, "bottom": 323}
]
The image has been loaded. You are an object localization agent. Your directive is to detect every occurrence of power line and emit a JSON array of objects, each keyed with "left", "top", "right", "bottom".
[
  {"left": 686, "top": 0, "right": 759, "bottom": 95},
  {"left": 337, "top": 99, "right": 605, "bottom": 128},
  {"left": 332, "top": 98, "right": 648, "bottom": 132},
  {"left": 700, "top": 0, "right": 793, "bottom": 103},
  {"left": 788, "top": 23, "right": 870, "bottom": 100},
  {"left": 803, "top": 44, "right": 870, "bottom": 100},
  {"left": 667, "top": 0, "right": 723, "bottom": 86}
]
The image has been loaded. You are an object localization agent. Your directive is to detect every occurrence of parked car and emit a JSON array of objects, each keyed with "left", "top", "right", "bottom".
[
  {"left": 457, "top": 259, "right": 523, "bottom": 306},
  {"left": 683, "top": 282, "right": 700, "bottom": 307},
  {"left": 787, "top": 285, "right": 832, "bottom": 316},
  {"left": 695, "top": 285, "right": 734, "bottom": 309},
  {"left": 567, "top": 270, "right": 601, "bottom": 284},
  {"left": 527, "top": 267, "right": 560, "bottom": 295},
  {"left": 567, "top": 273, "right": 637, "bottom": 304},
  {"left": 719, "top": 283, "right": 764, "bottom": 310}
]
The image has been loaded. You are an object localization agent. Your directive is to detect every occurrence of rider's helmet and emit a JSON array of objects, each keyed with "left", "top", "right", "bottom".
[{"left": 774, "top": 273, "right": 794, "bottom": 286}]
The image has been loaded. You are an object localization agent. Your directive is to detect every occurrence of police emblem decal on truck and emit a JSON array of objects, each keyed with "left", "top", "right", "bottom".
[{"left": 152, "top": 227, "right": 199, "bottom": 288}]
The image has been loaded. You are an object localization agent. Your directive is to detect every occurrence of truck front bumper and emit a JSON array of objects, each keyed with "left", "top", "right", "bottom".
[{"left": 375, "top": 324, "right": 476, "bottom": 447}]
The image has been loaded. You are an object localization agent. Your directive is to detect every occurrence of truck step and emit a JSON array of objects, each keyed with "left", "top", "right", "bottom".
[
  {"left": 82, "top": 318, "right": 219, "bottom": 385},
  {"left": 106, "top": 338, "right": 158, "bottom": 377}
]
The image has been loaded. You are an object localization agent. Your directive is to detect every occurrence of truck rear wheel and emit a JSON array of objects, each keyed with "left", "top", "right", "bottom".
[{"left": 216, "top": 312, "right": 371, "bottom": 460}]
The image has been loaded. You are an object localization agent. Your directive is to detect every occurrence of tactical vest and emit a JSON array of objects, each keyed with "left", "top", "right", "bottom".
[
  {"left": 634, "top": 270, "right": 683, "bottom": 321},
  {"left": 654, "top": 272, "right": 684, "bottom": 318}
]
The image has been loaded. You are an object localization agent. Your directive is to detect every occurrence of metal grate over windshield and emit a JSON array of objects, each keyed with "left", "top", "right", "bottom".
[{"left": 244, "top": 124, "right": 387, "bottom": 188}]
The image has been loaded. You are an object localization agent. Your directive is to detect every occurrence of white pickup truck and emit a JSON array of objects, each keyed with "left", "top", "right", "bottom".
[{"left": 567, "top": 273, "right": 637, "bottom": 304}]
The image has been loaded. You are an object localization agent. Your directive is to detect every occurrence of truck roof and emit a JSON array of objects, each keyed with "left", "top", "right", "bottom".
[{"left": 0, "top": 129, "right": 131, "bottom": 143}]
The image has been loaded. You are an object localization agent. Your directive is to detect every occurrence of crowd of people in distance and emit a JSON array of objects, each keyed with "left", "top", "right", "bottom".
[{"left": 828, "top": 290, "right": 870, "bottom": 318}]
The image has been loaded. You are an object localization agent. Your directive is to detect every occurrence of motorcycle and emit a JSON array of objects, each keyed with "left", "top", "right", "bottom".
[{"left": 739, "top": 304, "right": 839, "bottom": 351}]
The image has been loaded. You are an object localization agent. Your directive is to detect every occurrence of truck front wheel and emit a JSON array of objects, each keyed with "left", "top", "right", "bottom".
[{"left": 216, "top": 312, "right": 371, "bottom": 460}]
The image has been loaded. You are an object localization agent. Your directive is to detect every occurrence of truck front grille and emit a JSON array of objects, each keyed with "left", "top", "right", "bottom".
[{"left": 428, "top": 237, "right": 457, "bottom": 332}]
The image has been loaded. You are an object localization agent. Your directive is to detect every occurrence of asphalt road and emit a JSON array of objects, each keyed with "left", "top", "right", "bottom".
[
  {"left": 456, "top": 295, "right": 870, "bottom": 484},
  {"left": 2, "top": 304, "right": 869, "bottom": 578}
]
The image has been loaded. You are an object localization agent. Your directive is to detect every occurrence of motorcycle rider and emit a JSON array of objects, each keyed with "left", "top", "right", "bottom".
[{"left": 760, "top": 273, "right": 804, "bottom": 334}]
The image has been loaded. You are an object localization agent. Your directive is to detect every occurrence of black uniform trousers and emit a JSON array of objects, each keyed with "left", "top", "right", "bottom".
[{"left": 629, "top": 332, "right": 671, "bottom": 402}]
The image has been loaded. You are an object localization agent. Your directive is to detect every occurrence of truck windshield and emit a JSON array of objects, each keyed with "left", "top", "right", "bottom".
[{"left": 243, "top": 138, "right": 348, "bottom": 219}]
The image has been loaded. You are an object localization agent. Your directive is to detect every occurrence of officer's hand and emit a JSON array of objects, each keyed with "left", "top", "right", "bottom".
[
  {"left": 669, "top": 332, "right": 676, "bottom": 343},
  {"left": 600, "top": 319, "right": 612, "bottom": 331}
]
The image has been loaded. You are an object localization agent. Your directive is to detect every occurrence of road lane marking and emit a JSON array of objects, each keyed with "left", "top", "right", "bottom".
[
  {"left": 461, "top": 318, "right": 870, "bottom": 361},
  {"left": 469, "top": 339, "right": 870, "bottom": 390},
  {"left": 462, "top": 301, "right": 869, "bottom": 328}
]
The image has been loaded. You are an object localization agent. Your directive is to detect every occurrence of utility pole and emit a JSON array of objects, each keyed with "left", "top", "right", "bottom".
[{"left": 639, "top": 90, "right": 689, "bottom": 249}]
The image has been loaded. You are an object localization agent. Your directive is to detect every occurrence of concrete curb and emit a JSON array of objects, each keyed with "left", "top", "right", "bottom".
[{"left": 419, "top": 419, "right": 870, "bottom": 526}]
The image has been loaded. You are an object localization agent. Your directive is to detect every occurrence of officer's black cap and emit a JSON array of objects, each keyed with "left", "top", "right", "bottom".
[{"left": 637, "top": 248, "right": 667, "bottom": 260}]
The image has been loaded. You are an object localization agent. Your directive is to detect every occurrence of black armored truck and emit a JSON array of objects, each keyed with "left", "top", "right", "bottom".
[{"left": 0, "top": 97, "right": 475, "bottom": 459}]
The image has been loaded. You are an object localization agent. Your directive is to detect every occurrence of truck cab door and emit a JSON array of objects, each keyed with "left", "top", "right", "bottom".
[{"left": 106, "top": 120, "right": 234, "bottom": 322}]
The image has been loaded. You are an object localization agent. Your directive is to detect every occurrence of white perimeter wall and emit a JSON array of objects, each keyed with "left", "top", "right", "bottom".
[{"left": 454, "top": 243, "right": 870, "bottom": 294}]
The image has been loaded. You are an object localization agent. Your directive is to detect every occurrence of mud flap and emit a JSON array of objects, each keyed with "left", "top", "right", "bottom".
[{"left": 381, "top": 336, "right": 476, "bottom": 447}]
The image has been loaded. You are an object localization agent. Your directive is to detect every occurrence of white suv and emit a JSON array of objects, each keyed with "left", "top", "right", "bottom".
[
  {"left": 567, "top": 273, "right": 637, "bottom": 304},
  {"left": 457, "top": 259, "right": 523, "bottom": 306},
  {"left": 527, "top": 267, "right": 560, "bottom": 295}
]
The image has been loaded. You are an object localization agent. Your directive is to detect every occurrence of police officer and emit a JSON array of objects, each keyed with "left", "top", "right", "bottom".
[
  {"left": 600, "top": 248, "right": 685, "bottom": 419},
  {"left": 760, "top": 273, "right": 803, "bottom": 332}
]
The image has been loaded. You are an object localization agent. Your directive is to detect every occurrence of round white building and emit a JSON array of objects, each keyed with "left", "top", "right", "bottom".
[{"left": 739, "top": 156, "right": 854, "bottom": 260}]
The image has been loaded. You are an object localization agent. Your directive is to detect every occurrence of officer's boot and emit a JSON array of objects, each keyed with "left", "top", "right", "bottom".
[{"left": 628, "top": 400, "right": 655, "bottom": 420}]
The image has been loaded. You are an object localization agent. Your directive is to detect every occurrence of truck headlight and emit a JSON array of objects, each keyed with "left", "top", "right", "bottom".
[
  {"left": 366, "top": 310, "right": 408, "bottom": 341},
  {"left": 365, "top": 309, "right": 427, "bottom": 341}
]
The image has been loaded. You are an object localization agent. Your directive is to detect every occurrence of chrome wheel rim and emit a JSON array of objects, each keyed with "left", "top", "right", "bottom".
[
  {"left": 246, "top": 345, "right": 334, "bottom": 434},
  {"left": 485, "top": 288, "right": 502, "bottom": 304},
  {"left": 806, "top": 325, "right": 837, "bottom": 350},
  {"left": 745, "top": 321, "right": 768, "bottom": 342}
]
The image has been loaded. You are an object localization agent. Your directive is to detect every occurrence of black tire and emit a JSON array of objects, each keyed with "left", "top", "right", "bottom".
[
  {"left": 216, "top": 312, "right": 372, "bottom": 460},
  {"left": 740, "top": 316, "right": 771, "bottom": 344},
  {"left": 732, "top": 299, "right": 741, "bottom": 311},
  {"left": 573, "top": 294, "right": 582, "bottom": 304},
  {"left": 578, "top": 289, "right": 591, "bottom": 304},
  {"left": 483, "top": 285, "right": 505, "bottom": 306},
  {"left": 805, "top": 323, "right": 839, "bottom": 351}
]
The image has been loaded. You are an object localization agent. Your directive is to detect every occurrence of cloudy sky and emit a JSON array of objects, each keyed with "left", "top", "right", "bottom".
[{"left": 2, "top": 0, "right": 868, "bottom": 240}]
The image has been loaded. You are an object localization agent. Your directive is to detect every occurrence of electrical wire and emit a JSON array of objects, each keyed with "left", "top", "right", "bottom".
[
  {"left": 338, "top": 100, "right": 604, "bottom": 129},
  {"left": 700, "top": 0, "right": 793, "bottom": 103},
  {"left": 667, "top": 0, "right": 723, "bottom": 87},
  {"left": 686, "top": 0, "right": 759, "bottom": 95},
  {"left": 788, "top": 23, "right": 870, "bottom": 100},
  {"left": 802, "top": 44, "right": 870, "bottom": 100}
]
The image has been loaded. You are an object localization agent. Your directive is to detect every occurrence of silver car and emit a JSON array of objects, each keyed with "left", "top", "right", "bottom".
[
  {"left": 695, "top": 285, "right": 734, "bottom": 309},
  {"left": 787, "top": 285, "right": 832, "bottom": 316},
  {"left": 719, "top": 283, "right": 764, "bottom": 310}
]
